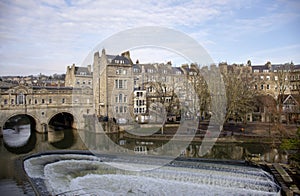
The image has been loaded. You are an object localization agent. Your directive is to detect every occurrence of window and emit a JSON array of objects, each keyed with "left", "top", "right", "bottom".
[
  {"left": 274, "top": 76, "right": 278, "bottom": 81},
  {"left": 116, "top": 69, "right": 127, "bottom": 75},
  {"left": 42, "top": 99, "right": 45, "bottom": 104},
  {"left": 119, "top": 94, "right": 123, "bottom": 103},
  {"left": 76, "top": 80, "right": 80, "bottom": 84},
  {"left": 115, "top": 80, "right": 127, "bottom": 89},
  {"left": 119, "top": 80, "right": 123, "bottom": 88},
  {"left": 49, "top": 98, "right": 52, "bottom": 103},
  {"left": 115, "top": 106, "right": 118, "bottom": 113},
  {"left": 137, "top": 92, "right": 143, "bottom": 97},
  {"left": 62, "top": 98, "right": 65, "bottom": 103},
  {"left": 35, "top": 99, "right": 38, "bottom": 104},
  {"left": 29, "top": 99, "right": 31, "bottom": 104},
  {"left": 261, "top": 85, "right": 264, "bottom": 90},
  {"left": 4, "top": 99, "right": 7, "bottom": 105},
  {"left": 147, "top": 69, "right": 153, "bottom": 73},
  {"left": 266, "top": 76, "right": 270, "bottom": 80},
  {"left": 11, "top": 99, "right": 14, "bottom": 105},
  {"left": 148, "top": 86, "right": 153, "bottom": 93},
  {"left": 267, "top": 84, "right": 270, "bottom": 90},
  {"left": 254, "top": 85, "right": 257, "bottom": 90},
  {"left": 17, "top": 93, "right": 24, "bottom": 105},
  {"left": 260, "top": 76, "right": 264, "bottom": 80}
]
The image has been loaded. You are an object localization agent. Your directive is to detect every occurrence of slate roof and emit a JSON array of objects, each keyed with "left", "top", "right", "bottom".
[
  {"left": 107, "top": 55, "right": 131, "bottom": 64},
  {"left": 74, "top": 67, "right": 91, "bottom": 75},
  {"left": 172, "top": 67, "right": 183, "bottom": 74}
]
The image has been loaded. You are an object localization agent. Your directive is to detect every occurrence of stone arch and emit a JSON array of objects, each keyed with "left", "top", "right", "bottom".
[
  {"left": 47, "top": 111, "right": 79, "bottom": 129},
  {"left": 1, "top": 113, "right": 41, "bottom": 132}
]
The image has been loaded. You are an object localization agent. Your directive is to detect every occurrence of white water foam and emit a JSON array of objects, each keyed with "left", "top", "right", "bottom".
[{"left": 24, "top": 154, "right": 280, "bottom": 195}]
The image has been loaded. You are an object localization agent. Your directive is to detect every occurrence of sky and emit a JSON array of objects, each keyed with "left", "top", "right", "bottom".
[{"left": 0, "top": 0, "right": 300, "bottom": 76}]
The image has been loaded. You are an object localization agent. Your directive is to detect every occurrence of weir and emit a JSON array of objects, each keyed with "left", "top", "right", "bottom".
[{"left": 23, "top": 151, "right": 281, "bottom": 195}]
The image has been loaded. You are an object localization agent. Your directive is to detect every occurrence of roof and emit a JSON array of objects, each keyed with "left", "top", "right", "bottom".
[
  {"left": 74, "top": 67, "right": 91, "bottom": 75},
  {"left": 172, "top": 67, "right": 183, "bottom": 74},
  {"left": 283, "top": 94, "right": 299, "bottom": 105},
  {"left": 251, "top": 65, "right": 268, "bottom": 72},
  {"left": 143, "top": 64, "right": 156, "bottom": 73},
  {"left": 107, "top": 55, "right": 131, "bottom": 65}
]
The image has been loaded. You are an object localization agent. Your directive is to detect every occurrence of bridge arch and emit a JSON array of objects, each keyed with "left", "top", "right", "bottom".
[
  {"left": 1, "top": 113, "right": 40, "bottom": 132},
  {"left": 48, "top": 111, "right": 79, "bottom": 130},
  {"left": 1, "top": 113, "right": 38, "bottom": 153}
]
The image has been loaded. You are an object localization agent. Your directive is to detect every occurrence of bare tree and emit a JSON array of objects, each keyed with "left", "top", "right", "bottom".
[
  {"left": 222, "top": 65, "right": 256, "bottom": 124},
  {"left": 273, "top": 63, "right": 291, "bottom": 123}
]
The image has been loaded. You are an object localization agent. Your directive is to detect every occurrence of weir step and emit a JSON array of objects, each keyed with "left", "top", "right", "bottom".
[{"left": 268, "top": 164, "right": 294, "bottom": 196}]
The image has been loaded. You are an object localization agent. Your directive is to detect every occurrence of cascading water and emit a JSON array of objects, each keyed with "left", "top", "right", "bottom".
[{"left": 24, "top": 153, "right": 281, "bottom": 195}]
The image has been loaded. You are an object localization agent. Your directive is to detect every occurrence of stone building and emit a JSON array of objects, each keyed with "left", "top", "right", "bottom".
[
  {"left": 88, "top": 49, "right": 300, "bottom": 124},
  {"left": 65, "top": 63, "right": 92, "bottom": 88},
  {"left": 92, "top": 49, "right": 133, "bottom": 123},
  {"left": 221, "top": 62, "right": 300, "bottom": 123}
]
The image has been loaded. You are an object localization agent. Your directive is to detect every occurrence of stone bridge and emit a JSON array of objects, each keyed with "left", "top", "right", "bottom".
[{"left": 0, "top": 84, "right": 93, "bottom": 133}]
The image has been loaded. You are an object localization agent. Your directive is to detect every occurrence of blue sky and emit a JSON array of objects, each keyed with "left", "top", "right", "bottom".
[{"left": 0, "top": 0, "right": 299, "bottom": 75}]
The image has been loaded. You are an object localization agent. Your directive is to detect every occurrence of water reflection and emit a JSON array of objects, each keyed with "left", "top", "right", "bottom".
[
  {"left": 47, "top": 127, "right": 75, "bottom": 149},
  {"left": 3, "top": 124, "right": 36, "bottom": 154}
]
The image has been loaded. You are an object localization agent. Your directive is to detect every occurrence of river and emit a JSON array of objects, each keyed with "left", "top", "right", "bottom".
[{"left": 0, "top": 124, "right": 288, "bottom": 195}]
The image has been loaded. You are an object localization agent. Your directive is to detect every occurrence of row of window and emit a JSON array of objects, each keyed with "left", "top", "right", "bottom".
[
  {"left": 116, "top": 69, "right": 127, "bottom": 75},
  {"left": 136, "top": 92, "right": 144, "bottom": 97},
  {"left": 114, "top": 59, "right": 125, "bottom": 64},
  {"left": 76, "top": 80, "right": 92, "bottom": 85},
  {"left": 135, "top": 100, "right": 145, "bottom": 106},
  {"left": 115, "top": 106, "right": 127, "bottom": 113},
  {"left": 254, "top": 84, "right": 299, "bottom": 90},
  {"left": 3, "top": 97, "right": 66, "bottom": 105},
  {"left": 134, "top": 107, "right": 146, "bottom": 114},
  {"left": 115, "top": 94, "right": 127, "bottom": 103},
  {"left": 255, "top": 84, "right": 270, "bottom": 90}
]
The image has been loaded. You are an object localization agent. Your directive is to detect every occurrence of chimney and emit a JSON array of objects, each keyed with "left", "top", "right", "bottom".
[{"left": 121, "top": 51, "right": 133, "bottom": 64}]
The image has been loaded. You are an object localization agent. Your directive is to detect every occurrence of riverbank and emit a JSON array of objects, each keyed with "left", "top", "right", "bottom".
[{"left": 119, "top": 121, "right": 298, "bottom": 144}]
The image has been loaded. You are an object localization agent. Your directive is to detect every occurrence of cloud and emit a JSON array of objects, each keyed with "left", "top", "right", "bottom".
[{"left": 0, "top": 0, "right": 299, "bottom": 75}]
